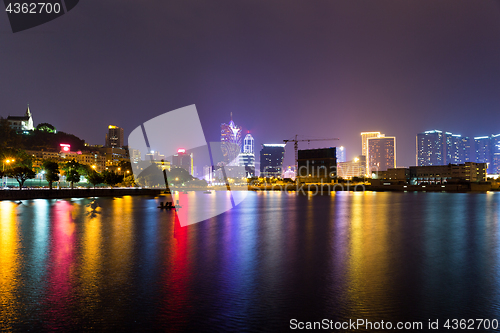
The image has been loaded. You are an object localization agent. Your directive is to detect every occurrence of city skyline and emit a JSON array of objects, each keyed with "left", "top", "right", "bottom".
[{"left": 7, "top": 104, "right": 500, "bottom": 175}]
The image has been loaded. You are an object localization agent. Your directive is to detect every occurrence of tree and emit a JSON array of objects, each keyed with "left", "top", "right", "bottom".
[
  {"left": 87, "top": 170, "right": 104, "bottom": 189},
  {"left": 35, "top": 123, "right": 56, "bottom": 133},
  {"left": 66, "top": 169, "right": 81, "bottom": 189},
  {"left": 0, "top": 118, "right": 22, "bottom": 150},
  {"left": 8, "top": 166, "right": 36, "bottom": 189},
  {"left": 42, "top": 160, "right": 60, "bottom": 190},
  {"left": 102, "top": 170, "right": 124, "bottom": 187},
  {"left": 62, "top": 159, "right": 84, "bottom": 189},
  {"left": 117, "top": 159, "right": 133, "bottom": 174},
  {"left": 120, "top": 174, "right": 136, "bottom": 187},
  {"left": 135, "top": 164, "right": 164, "bottom": 187}
]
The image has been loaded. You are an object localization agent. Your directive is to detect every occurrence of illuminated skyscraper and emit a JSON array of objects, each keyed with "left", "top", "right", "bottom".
[
  {"left": 172, "top": 148, "right": 193, "bottom": 175},
  {"left": 220, "top": 113, "right": 242, "bottom": 165},
  {"left": 239, "top": 133, "right": 255, "bottom": 177},
  {"left": 417, "top": 130, "right": 445, "bottom": 166},
  {"left": 336, "top": 146, "right": 346, "bottom": 163},
  {"left": 260, "top": 144, "right": 286, "bottom": 178},
  {"left": 243, "top": 133, "right": 254, "bottom": 154},
  {"left": 361, "top": 132, "right": 383, "bottom": 175},
  {"left": 417, "top": 130, "right": 470, "bottom": 166},
  {"left": 367, "top": 136, "right": 396, "bottom": 174},
  {"left": 474, "top": 136, "right": 490, "bottom": 164},
  {"left": 361, "top": 132, "right": 382, "bottom": 157},
  {"left": 491, "top": 134, "right": 500, "bottom": 174},
  {"left": 105, "top": 125, "right": 124, "bottom": 148}
]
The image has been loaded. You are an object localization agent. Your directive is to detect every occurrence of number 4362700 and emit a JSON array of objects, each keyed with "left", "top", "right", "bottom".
[{"left": 5, "top": 3, "right": 62, "bottom": 14}]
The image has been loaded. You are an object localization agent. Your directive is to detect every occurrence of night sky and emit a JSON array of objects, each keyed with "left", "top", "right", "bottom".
[{"left": 1, "top": 0, "right": 500, "bottom": 168}]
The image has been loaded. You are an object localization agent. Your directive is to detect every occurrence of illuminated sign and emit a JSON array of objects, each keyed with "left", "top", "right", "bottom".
[
  {"left": 60, "top": 144, "right": 71, "bottom": 152},
  {"left": 177, "top": 148, "right": 186, "bottom": 154}
]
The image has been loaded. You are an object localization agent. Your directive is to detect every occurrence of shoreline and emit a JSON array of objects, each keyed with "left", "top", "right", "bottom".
[
  {"left": 0, "top": 188, "right": 163, "bottom": 201},
  {"left": 1, "top": 183, "right": 496, "bottom": 201}
]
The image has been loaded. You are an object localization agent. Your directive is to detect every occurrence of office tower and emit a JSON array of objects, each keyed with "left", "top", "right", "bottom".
[
  {"left": 105, "top": 125, "right": 124, "bottom": 148},
  {"left": 238, "top": 133, "right": 255, "bottom": 177},
  {"left": 172, "top": 148, "right": 193, "bottom": 175},
  {"left": 474, "top": 136, "right": 490, "bottom": 164},
  {"left": 417, "top": 130, "right": 471, "bottom": 166},
  {"left": 417, "top": 130, "right": 445, "bottom": 166},
  {"left": 336, "top": 146, "right": 346, "bottom": 163},
  {"left": 447, "top": 134, "right": 471, "bottom": 165},
  {"left": 260, "top": 144, "right": 286, "bottom": 178},
  {"left": 243, "top": 133, "right": 254, "bottom": 154},
  {"left": 220, "top": 113, "right": 242, "bottom": 165},
  {"left": 297, "top": 147, "right": 337, "bottom": 183},
  {"left": 367, "top": 136, "right": 396, "bottom": 174},
  {"left": 490, "top": 134, "right": 500, "bottom": 174}
]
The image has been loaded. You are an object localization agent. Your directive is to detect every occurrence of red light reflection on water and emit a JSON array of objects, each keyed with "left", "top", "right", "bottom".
[
  {"left": 42, "top": 200, "right": 77, "bottom": 330},
  {"left": 159, "top": 208, "right": 193, "bottom": 330}
]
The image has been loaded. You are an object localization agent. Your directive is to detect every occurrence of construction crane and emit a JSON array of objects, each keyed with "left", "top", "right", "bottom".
[{"left": 283, "top": 135, "right": 340, "bottom": 172}]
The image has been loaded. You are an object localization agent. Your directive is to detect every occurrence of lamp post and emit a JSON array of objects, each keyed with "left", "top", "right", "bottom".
[{"left": 2, "top": 159, "right": 14, "bottom": 188}]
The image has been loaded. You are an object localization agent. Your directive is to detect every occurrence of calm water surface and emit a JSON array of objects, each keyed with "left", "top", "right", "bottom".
[{"left": 1, "top": 192, "right": 500, "bottom": 332}]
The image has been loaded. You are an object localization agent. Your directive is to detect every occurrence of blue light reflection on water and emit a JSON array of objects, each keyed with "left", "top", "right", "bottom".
[{"left": 1, "top": 192, "right": 500, "bottom": 331}]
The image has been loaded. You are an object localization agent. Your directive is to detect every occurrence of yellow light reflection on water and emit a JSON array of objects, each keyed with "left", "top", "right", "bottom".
[
  {"left": 347, "top": 192, "right": 392, "bottom": 317},
  {"left": 0, "top": 202, "right": 20, "bottom": 330},
  {"left": 80, "top": 199, "right": 103, "bottom": 312},
  {"left": 111, "top": 196, "right": 133, "bottom": 286}
]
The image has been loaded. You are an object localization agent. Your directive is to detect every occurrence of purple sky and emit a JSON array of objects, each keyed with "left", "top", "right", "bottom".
[{"left": 1, "top": 1, "right": 500, "bottom": 167}]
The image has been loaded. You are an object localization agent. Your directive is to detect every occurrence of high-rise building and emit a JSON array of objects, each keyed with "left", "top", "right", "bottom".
[
  {"left": 260, "top": 144, "right": 286, "bottom": 178},
  {"left": 361, "top": 132, "right": 383, "bottom": 174},
  {"left": 417, "top": 130, "right": 445, "bottom": 166},
  {"left": 367, "top": 136, "right": 396, "bottom": 174},
  {"left": 243, "top": 133, "right": 254, "bottom": 154},
  {"left": 203, "top": 165, "right": 213, "bottom": 183},
  {"left": 105, "top": 125, "right": 124, "bottom": 148},
  {"left": 417, "top": 130, "right": 470, "bottom": 166},
  {"left": 474, "top": 136, "right": 490, "bottom": 164},
  {"left": 220, "top": 113, "right": 242, "bottom": 165},
  {"left": 336, "top": 146, "right": 346, "bottom": 163},
  {"left": 297, "top": 147, "right": 337, "bottom": 183},
  {"left": 361, "top": 132, "right": 382, "bottom": 157},
  {"left": 446, "top": 134, "right": 471, "bottom": 165},
  {"left": 490, "top": 134, "right": 500, "bottom": 174},
  {"left": 239, "top": 133, "right": 255, "bottom": 177},
  {"left": 172, "top": 148, "right": 193, "bottom": 175},
  {"left": 128, "top": 148, "right": 142, "bottom": 163}
]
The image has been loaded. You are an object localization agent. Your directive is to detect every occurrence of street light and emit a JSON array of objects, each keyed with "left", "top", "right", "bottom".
[{"left": 2, "top": 158, "right": 15, "bottom": 188}]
